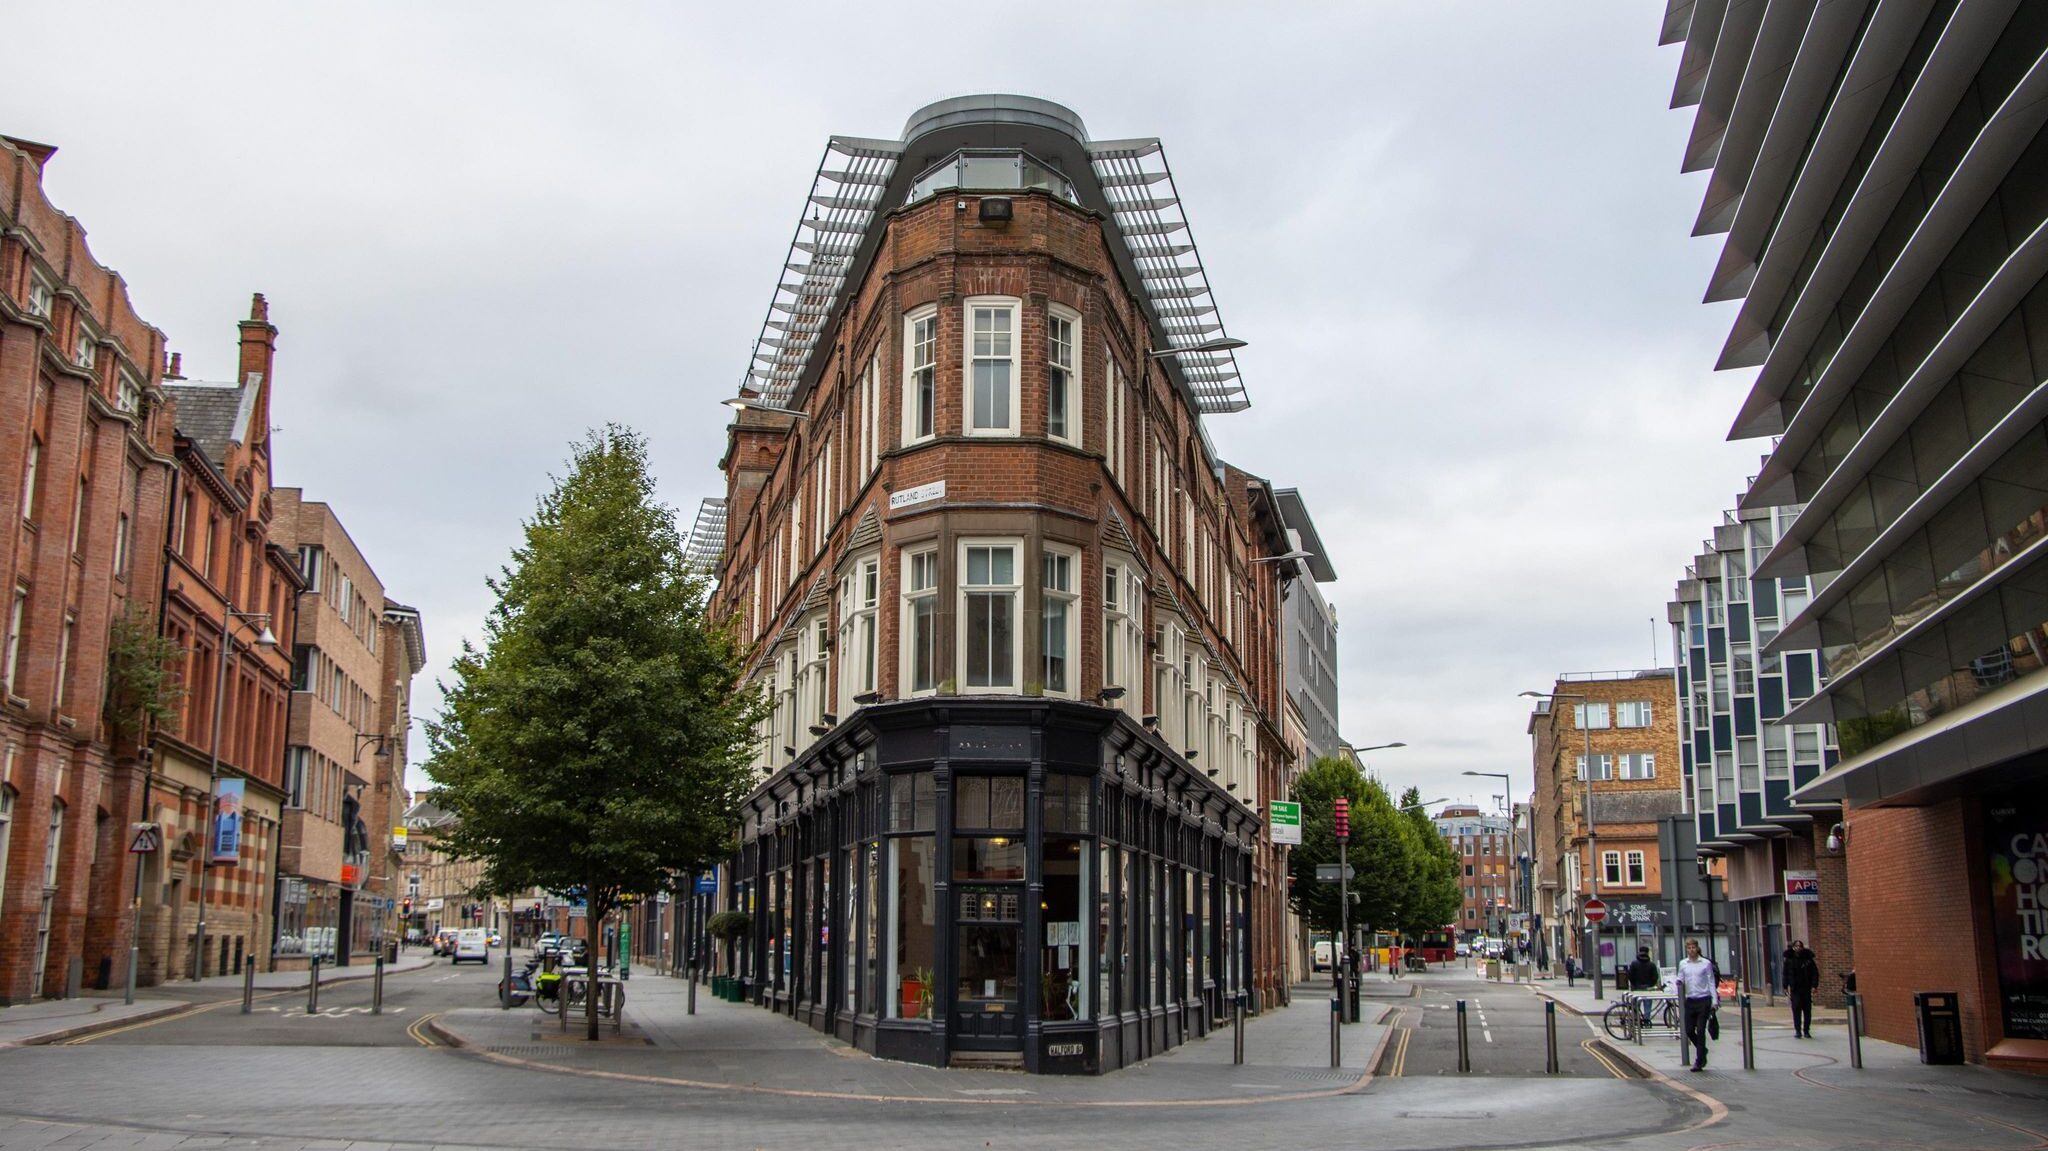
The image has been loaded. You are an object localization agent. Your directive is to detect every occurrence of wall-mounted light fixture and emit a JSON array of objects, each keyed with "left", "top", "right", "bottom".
[{"left": 1826, "top": 822, "right": 1847, "bottom": 852}]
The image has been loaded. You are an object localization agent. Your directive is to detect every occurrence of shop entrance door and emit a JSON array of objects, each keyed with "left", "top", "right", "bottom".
[{"left": 951, "top": 884, "right": 1023, "bottom": 1051}]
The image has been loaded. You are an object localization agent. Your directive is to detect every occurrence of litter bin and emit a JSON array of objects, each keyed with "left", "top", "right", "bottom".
[{"left": 1914, "top": 991, "right": 1964, "bottom": 1065}]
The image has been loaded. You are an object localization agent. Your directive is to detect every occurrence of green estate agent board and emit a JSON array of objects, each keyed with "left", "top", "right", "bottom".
[{"left": 1270, "top": 801, "right": 1302, "bottom": 846}]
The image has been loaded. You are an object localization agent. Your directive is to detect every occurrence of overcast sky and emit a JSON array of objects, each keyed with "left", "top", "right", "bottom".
[{"left": 4, "top": 3, "right": 1754, "bottom": 811}]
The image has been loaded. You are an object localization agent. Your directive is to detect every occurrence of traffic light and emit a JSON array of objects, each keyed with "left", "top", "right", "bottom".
[
  {"left": 401, "top": 898, "right": 412, "bottom": 916},
  {"left": 1334, "top": 796, "right": 1350, "bottom": 842}
]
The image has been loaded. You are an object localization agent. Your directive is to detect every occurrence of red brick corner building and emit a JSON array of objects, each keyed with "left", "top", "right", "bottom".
[{"left": 700, "top": 96, "right": 1313, "bottom": 1074}]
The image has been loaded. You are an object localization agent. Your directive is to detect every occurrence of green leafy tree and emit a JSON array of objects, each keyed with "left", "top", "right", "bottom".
[
  {"left": 425, "top": 427, "right": 764, "bottom": 1039},
  {"left": 1397, "top": 786, "right": 1463, "bottom": 946},
  {"left": 1285, "top": 756, "right": 1415, "bottom": 950},
  {"left": 103, "top": 602, "right": 187, "bottom": 749}
]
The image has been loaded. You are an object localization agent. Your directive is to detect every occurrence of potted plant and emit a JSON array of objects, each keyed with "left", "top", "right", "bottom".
[{"left": 900, "top": 965, "right": 934, "bottom": 1019}]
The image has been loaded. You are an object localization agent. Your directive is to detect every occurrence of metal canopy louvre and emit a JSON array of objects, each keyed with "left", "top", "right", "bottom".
[
  {"left": 1090, "top": 139, "right": 1250, "bottom": 414},
  {"left": 684, "top": 497, "right": 728, "bottom": 577},
  {"left": 744, "top": 137, "right": 903, "bottom": 407}
]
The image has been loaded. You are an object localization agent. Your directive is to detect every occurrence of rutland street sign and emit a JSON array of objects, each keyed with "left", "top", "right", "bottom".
[{"left": 1316, "top": 863, "right": 1355, "bottom": 883}]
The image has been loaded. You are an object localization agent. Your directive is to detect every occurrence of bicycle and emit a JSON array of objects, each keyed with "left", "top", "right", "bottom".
[{"left": 1602, "top": 992, "right": 1679, "bottom": 1041}]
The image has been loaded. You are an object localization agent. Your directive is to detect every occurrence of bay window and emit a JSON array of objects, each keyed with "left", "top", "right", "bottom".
[
  {"left": 964, "top": 298, "right": 1018, "bottom": 436},
  {"left": 960, "top": 541, "right": 1019, "bottom": 690},
  {"left": 902, "top": 548, "right": 940, "bottom": 694},
  {"left": 838, "top": 553, "right": 879, "bottom": 712},
  {"left": 904, "top": 308, "right": 938, "bottom": 443},
  {"left": 1041, "top": 547, "right": 1077, "bottom": 695},
  {"left": 1047, "top": 308, "right": 1079, "bottom": 445}
]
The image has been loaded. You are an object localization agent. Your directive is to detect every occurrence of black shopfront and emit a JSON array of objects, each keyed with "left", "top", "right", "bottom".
[{"left": 721, "top": 699, "right": 1256, "bottom": 1074}]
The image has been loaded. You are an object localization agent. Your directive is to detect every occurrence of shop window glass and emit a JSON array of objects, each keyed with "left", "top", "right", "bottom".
[
  {"left": 1041, "top": 838, "right": 1088, "bottom": 1021},
  {"left": 888, "top": 837, "right": 936, "bottom": 1019},
  {"left": 953, "top": 837, "right": 1026, "bottom": 881}
]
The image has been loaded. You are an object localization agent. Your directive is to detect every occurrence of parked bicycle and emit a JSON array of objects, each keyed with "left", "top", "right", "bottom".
[{"left": 1602, "top": 992, "right": 1680, "bottom": 1042}]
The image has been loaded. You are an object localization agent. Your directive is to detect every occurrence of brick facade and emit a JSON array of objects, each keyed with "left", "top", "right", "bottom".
[{"left": 0, "top": 136, "right": 178, "bottom": 1003}]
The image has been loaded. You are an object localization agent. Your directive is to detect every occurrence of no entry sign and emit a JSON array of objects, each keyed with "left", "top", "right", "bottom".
[{"left": 1583, "top": 897, "right": 1608, "bottom": 923}]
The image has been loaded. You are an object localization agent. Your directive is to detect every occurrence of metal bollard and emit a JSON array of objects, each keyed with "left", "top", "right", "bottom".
[
  {"left": 1847, "top": 992, "right": 1864, "bottom": 1069},
  {"left": 501, "top": 948, "right": 513, "bottom": 1010},
  {"left": 1329, "top": 994, "right": 1342, "bottom": 1068},
  {"left": 1456, "top": 999, "right": 1471, "bottom": 1073},
  {"left": 373, "top": 955, "right": 385, "bottom": 1016},
  {"left": 241, "top": 956, "right": 256, "bottom": 1014},
  {"left": 1740, "top": 993, "right": 1754, "bottom": 1070},
  {"left": 1233, "top": 992, "right": 1246, "bottom": 1065},
  {"left": 687, "top": 966, "right": 697, "bottom": 1016},
  {"left": 1545, "top": 1000, "right": 1559, "bottom": 1074},
  {"left": 559, "top": 975, "right": 569, "bottom": 1031},
  {"left": 306, "top": 956, "right": 320, "bottom": 1015}
]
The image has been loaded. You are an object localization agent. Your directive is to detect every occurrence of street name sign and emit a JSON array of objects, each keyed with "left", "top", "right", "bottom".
[
  {"left": 1583, "top": 897, "right": 1607, "bottom": 923},
  {"left": 1269, "top": 801, "right": 1301, "bottom": 845},
  {"left": 1315, "top": 863, "right": 1355, "bottom": 882}
]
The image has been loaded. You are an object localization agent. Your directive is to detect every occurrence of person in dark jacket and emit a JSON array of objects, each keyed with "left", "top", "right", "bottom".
[
  {"left": 1627, "top": 947, "right": 1661, "bottom": 990},
  {"left": 1785, "top": 941, "right": 1819, "bottom": 1037}
]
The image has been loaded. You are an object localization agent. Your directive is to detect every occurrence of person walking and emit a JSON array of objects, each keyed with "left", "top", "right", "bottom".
[
  {"left": 1786, "top": 941, "right": 1818, "bottom": 1038},
  {"left": 1675, "top": 938, "right": 1718, "bottom": 1071}
]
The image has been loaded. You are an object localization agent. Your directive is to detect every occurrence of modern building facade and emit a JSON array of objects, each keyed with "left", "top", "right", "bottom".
[
  {"left": 702, "top": 95, "right": 1301, "bottom": 1074},
  {"left": 1433, "top": 804, "right": 1513, "bottom": 940},
  {"left": 143, "top": 297, "right": 304, "bottom": 983},
  {"left": 368, "top": 602, "right": 425, "bottom": 953},
  {"left": 0, "top": 135, "right": 178, "bottom": 1003},
  {"left": 1276, "top": 489, "right": 1340, "bottom": 764},
  {"left": 1662, "top": 0, "right": 2048, "bottom": 1067},
  {"left": 1669, "top": 502, "right": 1850, "bottom": 1004},
  {"left": 1527, "top": 670, "right": 1685, "bottom": 973}
]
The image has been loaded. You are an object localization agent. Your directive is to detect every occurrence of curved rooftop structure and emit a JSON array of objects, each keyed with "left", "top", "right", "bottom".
[{"left": 739, "top": 94, "right": 1250, "bottom": 416}]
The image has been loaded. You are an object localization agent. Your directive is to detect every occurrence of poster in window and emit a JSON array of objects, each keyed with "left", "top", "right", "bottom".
[
  {"left": 1986, "top": 791, "right": 2048, "bottom": 1041},
  {"left": 210, "top": 779, "right": 245, "bottom": 864}
]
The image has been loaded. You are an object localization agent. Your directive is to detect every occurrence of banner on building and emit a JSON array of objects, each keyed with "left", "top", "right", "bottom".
[
  {"left": 1784, "top": 870, "right": 1820, "bottom": 902},
  {"left": 1986, "top": 791, "right": 2048, "bottom": 1041},
  {"left": 393, "top": 826, "right": 409, "bottom": 851},
  {"left": 210, "top": 779, "right": 246, "bottom": 864}
]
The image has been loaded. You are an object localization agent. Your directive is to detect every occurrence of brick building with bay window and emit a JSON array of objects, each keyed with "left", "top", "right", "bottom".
[{"left": 699, "top": 96, "right": 1312, "bottom": 1073}]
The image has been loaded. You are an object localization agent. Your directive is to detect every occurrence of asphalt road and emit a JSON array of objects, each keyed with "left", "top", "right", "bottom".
[
  {"left": 2, "top": 955, "right": 2042, "bottom": 1151},
  {"left": 1378, "top": 969, "right": 1620, "bottom": 1078}
]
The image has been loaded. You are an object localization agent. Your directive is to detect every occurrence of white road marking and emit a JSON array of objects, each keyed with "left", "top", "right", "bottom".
[{"left": 1483, "top": 1030, "right": 1494, "bottom": 1042}]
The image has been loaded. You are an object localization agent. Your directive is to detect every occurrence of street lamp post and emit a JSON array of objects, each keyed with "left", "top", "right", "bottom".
[
  {"left": 194, "top": 610, "right": 277, "bottom": 981},
  {"left": 1520, "top": 690, "right": 1600, "bottom": 1002}
]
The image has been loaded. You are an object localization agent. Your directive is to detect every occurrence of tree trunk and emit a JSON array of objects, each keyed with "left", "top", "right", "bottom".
[{"left": 586, "top": 888, "right": 602, "bottom": 1042}]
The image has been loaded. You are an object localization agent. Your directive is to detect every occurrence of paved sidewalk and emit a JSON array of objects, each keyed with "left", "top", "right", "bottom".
[
  {"left": 0, "top": 950, "right": 436, "bottom": 1047},
  {"left": 1529, "top": 976, "right": 1849, "bottom": 1031},
  {"left": 430, "top": 973, "right": 1393, "bottom": 1104}
]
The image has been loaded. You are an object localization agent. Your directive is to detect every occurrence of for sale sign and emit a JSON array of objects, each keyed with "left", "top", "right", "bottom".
[{"left": 1269, "top": 801, "right": 1302, "bottom": 846}]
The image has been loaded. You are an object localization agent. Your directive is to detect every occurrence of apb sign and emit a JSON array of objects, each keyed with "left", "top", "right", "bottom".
[
  {"left": 1269, "top": 801, "right": 1302, "bottom": 846},
  {"left": 1784, "top": 870, "right": 1820, "bottom": 903}
]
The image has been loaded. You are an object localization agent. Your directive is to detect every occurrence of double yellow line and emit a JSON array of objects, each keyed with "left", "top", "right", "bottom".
[
  {"left": 1386, "top": 1025, "right": 1413, "bottom": 1077},
  {"left": 406, "top": 1011, "right": 443, "bottom": 1047},
  {"left": 1580, "top": 1037, "right": 1631, "bottom": 1079}
]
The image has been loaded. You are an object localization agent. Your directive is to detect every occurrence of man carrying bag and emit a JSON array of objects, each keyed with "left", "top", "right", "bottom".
[{"left": 1673, "top": 939, "right": 1718, "bottom": 1071}]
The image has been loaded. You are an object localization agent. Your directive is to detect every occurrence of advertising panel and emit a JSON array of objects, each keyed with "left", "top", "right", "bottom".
[
  {"left": 210, "top": 779, "right": 246, "bottom": 864},
  {"left": 1986, "top": 790, "right": 2048, "bottom": 1041}
]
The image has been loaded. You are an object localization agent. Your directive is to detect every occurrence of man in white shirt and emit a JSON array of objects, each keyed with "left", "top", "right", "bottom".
[{"left": 1673, "top": 939, "right": 1718, "bottom": 1071}]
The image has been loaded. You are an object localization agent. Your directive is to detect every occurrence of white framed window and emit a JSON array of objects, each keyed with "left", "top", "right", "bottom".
[
  {"left": 73, "top": 328, "right": 98, "bottom": 371},
  {"left": 1601, "top": 850, "right": 1622, "bottom": 886},
  {"left": 114, "top": 513, "right": 130, "bottom": 581},
  {"left": 902, "top": 548, "right": 940, "bottom": 695},
  {"left": 1046, "top": 308, "right": 1079, "bottom": 446},
  {"left": 838, "top": 553, "right": 879, "bottom": 712},
  {"left": 1575, "top": 754, "right": 1612, "bottom": 781},
  {"left": 53, "top": 614, "right": 73, "bottom": 710},
  {"left": 860, "top": 351, "right": 880, "bottom": 479},
  {"left": 1615, "top": 701, "right": 1652, "bottom": 728},
  {"left": 22, "top": 437, "right": 40, "bottom": 521},
  {"left": 4, "top": 585, "right": 26, "bottom": 696},
  {"left": 963, "top": 297, "right": 1018, "bottom": 436},
  {"left": 0, "top": 785, "right": 12, "bottom": 920},
  {"left": 1625, "top": 850, "right": 1646, "bottom": 886},
  {"left": 1619, "top": 752, "right": 1656, "bottom": 780},
  {"left": 1040, "top": 546, "right": 1078, "bottom": 696},
  {"left": 903, "top": 307, "right": 938, "bottom": 444},
  {"left": 27, "top": 275, "right": 54, "bottom": 319},
  {"left": 116, "top": 370, "right": 142, "bottom": 415},
  {"left": 959, "top": 540, "right": 1019, "bottom": 690},
  {"left": 1102, "top": 555, "right": 1144, "bottom": 713},
  {"left": 1573, "top": 702, "right": 1610, "bottom": 729}
]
